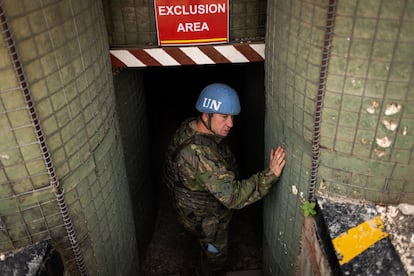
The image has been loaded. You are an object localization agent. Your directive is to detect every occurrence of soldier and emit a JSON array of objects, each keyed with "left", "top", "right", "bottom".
[{"left": 163, "top": 83, "right": 286, "bottom": 275}]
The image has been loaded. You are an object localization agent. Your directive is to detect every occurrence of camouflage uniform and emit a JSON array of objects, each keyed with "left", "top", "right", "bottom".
[{"left": 163, "top": 118, "right": 279, "bottom": 273}]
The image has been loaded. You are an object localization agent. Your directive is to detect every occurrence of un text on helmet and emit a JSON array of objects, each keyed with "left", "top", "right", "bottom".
[{"left": 203, "top": 98, "right": 222, "bottom": 111}]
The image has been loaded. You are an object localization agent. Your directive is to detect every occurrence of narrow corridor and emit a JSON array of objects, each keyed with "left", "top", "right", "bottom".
[{"left": 140, "top": 185, "right": 264, "bottom": 275}]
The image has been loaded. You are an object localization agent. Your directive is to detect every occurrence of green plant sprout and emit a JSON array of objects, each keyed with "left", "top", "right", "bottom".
[{"left": 302, "top": 200, "right": 317, "bottom": 217}]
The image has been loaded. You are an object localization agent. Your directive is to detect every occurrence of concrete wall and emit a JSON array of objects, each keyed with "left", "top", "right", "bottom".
[
  {"left": 263, "top": 0, "right": 413, "bottom": 274},
  {"left": 0, "top": 1, "right": 139, "bottom": 274}
]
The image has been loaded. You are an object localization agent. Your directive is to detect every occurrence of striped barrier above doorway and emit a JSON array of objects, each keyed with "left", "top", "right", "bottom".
[{"left": 110, "top": 43, "right": 265, "bottom": 67}]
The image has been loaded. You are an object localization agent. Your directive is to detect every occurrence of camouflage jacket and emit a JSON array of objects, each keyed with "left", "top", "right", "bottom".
[{"left": 163, "top": 118, "right": 278, "bottom": 213}]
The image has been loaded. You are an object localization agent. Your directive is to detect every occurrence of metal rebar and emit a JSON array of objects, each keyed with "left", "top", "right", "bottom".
[{"left": 308, "top": 0, "right": 337, "bottom": 202}]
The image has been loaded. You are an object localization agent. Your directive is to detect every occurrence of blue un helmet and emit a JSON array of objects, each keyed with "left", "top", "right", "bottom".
[{"left": 195, "top": 83, "right": 241, "bottom": 115}]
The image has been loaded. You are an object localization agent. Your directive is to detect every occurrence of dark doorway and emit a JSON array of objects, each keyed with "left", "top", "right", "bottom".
[{"left": 141, "top": 62, "right": 266, "bottom": 274}]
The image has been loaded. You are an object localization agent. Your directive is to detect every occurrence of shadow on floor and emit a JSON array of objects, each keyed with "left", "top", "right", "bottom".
[{"left": 140, "top": 186, "right": 263, "bottom": 275}]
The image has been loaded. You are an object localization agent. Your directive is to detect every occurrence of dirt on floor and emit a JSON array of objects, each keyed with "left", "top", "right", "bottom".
[
  {"left": 140, "top": 187, "right": 263, "bottom": 275},
  {"left": 377, "top": 203, "right": 414, "bottom": 275}
]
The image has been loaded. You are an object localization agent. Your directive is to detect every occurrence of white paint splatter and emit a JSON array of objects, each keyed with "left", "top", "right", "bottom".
[
  {"left": 292, "top": 185, "right": 298, "bottom": 195},
  {"left": 382, "top": 119, "right": 398, "bottom": 131},
  {"left": 351, "top": 78, "right": 362, "bottom": 87},
  {"left": 376, "top": 136, "right": 392, "bottom": 148},
  {"left": 398, "top": 203, "right": 414, "bottom": 216},
  {"left": 385, "top": 103, "right": 402, "bottom": 116},
  {"left": 0, "top": 154, "right": 9, "bottom": 160}
]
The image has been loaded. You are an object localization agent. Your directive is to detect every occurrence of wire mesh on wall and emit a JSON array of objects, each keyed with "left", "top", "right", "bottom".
[
  {"left": 102, "top": 0, "right": 267, "bottom": 47},
  {"left": 264, "top": 0, "right": 413, "bottom": 274},
  {"left": 0, "top": 0, "right": 139, "bottom": 274}
]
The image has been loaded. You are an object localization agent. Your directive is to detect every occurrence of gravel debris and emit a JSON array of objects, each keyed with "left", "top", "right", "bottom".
[{"left": 376, "top": 204, "right": 414, "bottom": 275}]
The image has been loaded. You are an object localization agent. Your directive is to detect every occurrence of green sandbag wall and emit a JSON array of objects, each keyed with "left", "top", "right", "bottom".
[
  {"left": 102, "top": 0, "right": 267, "bottom": 46},
  {"left": 2, "top": 0, "right": 413, "bottom": 275},
  {"left": 263, "top": 0, "right": 414, "bottom": 274},
  {"left": 0, "top": 0, "right": 140, "bottom": 274}
]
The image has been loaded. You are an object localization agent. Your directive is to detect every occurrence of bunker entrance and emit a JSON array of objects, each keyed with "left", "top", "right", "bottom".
[{"left": 141, "top": 62, "right": 266, "bottom": 273}]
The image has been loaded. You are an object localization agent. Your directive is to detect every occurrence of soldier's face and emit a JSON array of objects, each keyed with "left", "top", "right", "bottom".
[{"left": 211, "top": 113, "right": 234, "bottom": 137}]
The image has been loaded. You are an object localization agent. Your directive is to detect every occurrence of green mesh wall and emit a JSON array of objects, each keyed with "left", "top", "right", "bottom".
[
  {"left": 0, "top": 0, "right": 139, "bottom": 274},
  {"left": 320, "top": 0, "right": 414, "bottom": 203},
  {"left": 263, "top": 0, "right": 413, "bottom": 275},
  {"left": 263, "top": 1, "right": 327, "bottom": 274},
  {"left": 113, "top": 70, "right": 156, "bottom": 262},
  {"left": 102, "top": 0, "right": 267, "bottom": 46}
]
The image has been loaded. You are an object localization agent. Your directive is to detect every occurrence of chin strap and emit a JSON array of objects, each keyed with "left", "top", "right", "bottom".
[
  {"left": 198, "top": 113, "right": 225, "bottom": 139},
  {"left": 199, "top": 113, "right": 212, "bottom": 132}
]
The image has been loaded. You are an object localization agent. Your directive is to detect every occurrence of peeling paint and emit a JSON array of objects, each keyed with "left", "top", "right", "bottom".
[
  {"left": 376, "top": 136, "right": 392, "bottom": 148},
  {"left": 366, "top": 100, "right": 379, "bottom": 114},
  {"left": 382, "top": 119, "right": 398, "bottom": 131},
  {"left": 384, "top": 103, "right": 402, "bottom": 116}
]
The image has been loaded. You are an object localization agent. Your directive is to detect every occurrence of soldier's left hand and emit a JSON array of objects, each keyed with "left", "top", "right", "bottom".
[{"left": 269, "top": 146, "right": 286, "bottom": 177}]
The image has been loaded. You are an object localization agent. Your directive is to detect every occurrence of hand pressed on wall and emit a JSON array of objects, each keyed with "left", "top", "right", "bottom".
[{"left": 269, "top": 146, "right": 286, "bottom": 177}]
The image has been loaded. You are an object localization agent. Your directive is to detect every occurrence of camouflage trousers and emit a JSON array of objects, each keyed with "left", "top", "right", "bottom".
[{"left": 178, "top": 208, "right": 232, "bottom": 275}]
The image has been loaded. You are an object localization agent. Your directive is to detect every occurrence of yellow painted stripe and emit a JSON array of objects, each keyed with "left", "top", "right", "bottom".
[
  {"left": 332, "top": 215, "right": 389, "bottom": 265},
  {"left": 161, "top": 37, "right": 227, "bottom": 44}
]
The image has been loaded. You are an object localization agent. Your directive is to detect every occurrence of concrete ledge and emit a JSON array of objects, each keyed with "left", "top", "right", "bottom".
[
  {"left": 317, "top": 196, "right": 407, "bottom": 276},
  {"left": 0, "top": 240, "right": 64, "bottom": 276}
]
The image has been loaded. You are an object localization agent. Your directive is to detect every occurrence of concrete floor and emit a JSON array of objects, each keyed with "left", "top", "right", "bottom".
[{"left": 140, "top": 186, "right": 263, "bottom": 275}]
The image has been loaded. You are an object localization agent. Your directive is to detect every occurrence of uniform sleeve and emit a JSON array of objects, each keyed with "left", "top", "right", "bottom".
[{"left": 176, "top": 143, "right": 279, "bottom": 209}]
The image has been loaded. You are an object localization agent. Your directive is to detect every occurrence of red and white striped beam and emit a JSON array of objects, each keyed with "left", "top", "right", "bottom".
[{"left": 110, "top": 43, "right": 265, "bottom": 67}]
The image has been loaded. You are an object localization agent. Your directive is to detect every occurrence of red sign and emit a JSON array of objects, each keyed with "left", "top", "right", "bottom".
[{"left": 154, "top": 0, "right": 229, "bottom": 46}]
